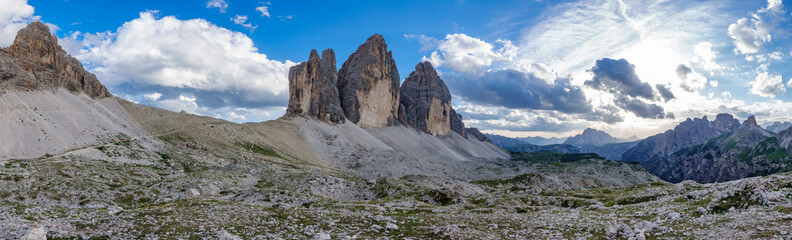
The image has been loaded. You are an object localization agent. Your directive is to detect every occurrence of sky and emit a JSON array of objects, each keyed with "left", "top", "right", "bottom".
[{"left": 1, "top": 0, "right": 791, "bottom": 139}]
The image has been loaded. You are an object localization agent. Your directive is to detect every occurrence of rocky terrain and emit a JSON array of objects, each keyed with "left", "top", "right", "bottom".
[
  {"left": 2, "top": 22, "right": 792, "bottom": 239},
  {"left": 622, "top": 114, "right": 741, "bottom": 165},
  {"left": 648, "top": 116, "right": 792, "bottom": 183}
]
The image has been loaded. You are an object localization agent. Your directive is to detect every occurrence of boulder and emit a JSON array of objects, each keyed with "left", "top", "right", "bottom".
[
  {"left": 286, "top": 49, "right": 345, "bottom": 123},
  {"left": 337, "top": 34, "right": 400, "bottom": 128},
  {"left": 6, "top": 22, "right": 110, "bottom": 98},
  {"left": 399, "top": 62, "right": 452, "bottom": 136}
]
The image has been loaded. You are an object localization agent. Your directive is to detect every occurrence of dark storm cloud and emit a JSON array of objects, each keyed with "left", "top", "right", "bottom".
[
  {"left": 615, "top": 97, "right": 674, "bottom": 119},
  {"left": 655, "top": 84, "right": 675, "bottom": 102},
  {"left": 585, "top": 58, "right": 656, "bottom": 100},
  {"left": 444, "top": 69, "right": 592, "bottom": 114}
]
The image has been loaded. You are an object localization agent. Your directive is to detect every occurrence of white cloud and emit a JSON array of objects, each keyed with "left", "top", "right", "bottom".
[
  {"left": 206, "top": 0, "right": 228, "bottom": 13},
  {"left": 0, "top": 0, "right": 39, "bottom": 47},
  {"left": 404, "top": 34, "right": 441, "bottom": 52},
  {"left": 710, "top": 80, "right": 719, "bottom": 87},
  {"left": 256, "top": 6, "right": 271, "bottom": 18},
  {"left": 424, "top": 33, "right": 510, "bottom": 73},
  {"left": 61, "top": 11, "right": 295, "bottom": 110},
  {"left": 144, "top": 92, "right": 162, "bottom": 101},
  {"left": 691, "top": 42, "right": 721, "bottom": 75},
  {"left": 787, "top": 78, "right": 792, "bottom": 87},
  {"left": 727, "top": 0, "right": 786, "bottom": 54},
  {"left": 755, "top": 51, "right": 784, "bottom": 62},
  {"left": 231, "top": 15, "right": 257, "bottom": 31},
  {"left": 750, "top": 72, "right": 785, "bottom": 98}
]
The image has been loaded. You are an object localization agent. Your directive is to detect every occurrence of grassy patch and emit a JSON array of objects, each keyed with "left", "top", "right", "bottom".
[{"left": 237, "top": 142, "right": 283, "bottom": 159}]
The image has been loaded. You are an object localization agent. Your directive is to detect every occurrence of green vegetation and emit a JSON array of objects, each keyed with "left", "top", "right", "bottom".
[
  {"left": 237, "top": 142, "right": 283, "bottom": 159},
  {"left": 509, "top": 151, "right": 603, "bottom": 163}
]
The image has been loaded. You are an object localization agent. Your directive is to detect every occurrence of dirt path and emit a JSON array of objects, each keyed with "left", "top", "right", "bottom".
[{"left": 42, "top": 123, "right": 215, "bottom": 161}]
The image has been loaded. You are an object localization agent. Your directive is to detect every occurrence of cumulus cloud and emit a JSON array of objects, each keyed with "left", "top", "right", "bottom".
[
  {"left": 144, "top": 92, "right": 162, "bottom": 101},
  {"left": 425, "top": 33, "right": 511, "bottom": 73},
  {"left": 675, "top": 64, "right": 708, "bottom": 92},
  {"left": 206, "top": 0, "right": 229, "bottom": 13},
  {"left": 0, "top": 0, "right": 38, "bottom": 47},
  {"left": 750, "top": 72, "right": 785, "bottom": 98},
  {"left": 61, "top": 11, "right": 295, "bottom": 121},
  {"left": 727, "top": 0, "right": 786, "bottom": 54},
  {"left": 232, "top": 15, "right": 257, "bottom": 31},
  {"left": 444, "top": 69, "right": 592, "bottom": 114},
  {"left": 691, "top": 42, "right": 721, "bottom": 75},
  {"left": 584, "top": 58, "right": 655, "bottom": 100},
  {"left": 754, "top": 51, "right": 784, "bottom": 62},
  {"left": 655, "top": 84, "right": 675, "bottom": 102}
]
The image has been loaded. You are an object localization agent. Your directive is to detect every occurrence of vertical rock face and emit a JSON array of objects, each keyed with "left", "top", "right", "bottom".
[
  {"left": 399, "top": 62, "right": 452, "bottom": 136},
  {"left": 6, "top": 22, "right": 110, "bottom": 98},
  {"left": 743, "top": 115, "right": 758, "bottom": 127},
  {"left": 714, "top": 113, "right": 741, "bottom": 132},
  {"left": 449, "top": 108, "right": 468, "bottom": 138},
  {"left": 337, "top": 34, "right": 400, "bottom": 128},
  {"left": 286, "top": 49, "right": 345, "bottom": 123}
]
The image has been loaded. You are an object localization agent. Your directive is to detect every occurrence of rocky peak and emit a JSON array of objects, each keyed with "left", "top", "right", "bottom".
[
  {"left": 713, "top": 113, "right": 740, "bottom": 132},
  {"left": 399, "top": 62, "right": 453, "bottom": 136},
  {"left": 743, "top": 115, "right": 758, "bottom": 127},
  {"left": 286, "top": 48, "right": 345, "bottom": 123},
  {"left": 337, "top": 34, "right": 400, "bottom": 128},
  {"left": 563, "top": 128, "right": 618, "bottom": 147},
  {"left": 4, "top": 22, "right": 110, "bottom": 98}
]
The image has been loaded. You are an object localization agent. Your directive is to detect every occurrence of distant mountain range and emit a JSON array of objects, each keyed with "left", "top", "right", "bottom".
[
  {"left": 766, "top": 121, "right": 792, "bottom": 133},
  {"left": 489, "top": 113, "right": 792, "bottom": 183},
  {"left": 487, "top": 129, "right": 640, "bottom": 161}
]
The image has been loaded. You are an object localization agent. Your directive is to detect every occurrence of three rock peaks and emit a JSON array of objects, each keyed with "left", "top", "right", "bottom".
[{"left": 286, "top": 34, "right": 471, "bottom": 138}]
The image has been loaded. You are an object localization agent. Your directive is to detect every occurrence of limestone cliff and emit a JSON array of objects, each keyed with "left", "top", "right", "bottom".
[
  {"left": 2, "top": 22, "right": 109, "bottom": 98},
  {"left": 399, "top": 62, "right": 452, "bottom": 136},
  {"left": 286, "top": 49, "right": 345, "bottom": 123},
  {"left": 337, "top": 34, "right": 400, "bottom": 128}
]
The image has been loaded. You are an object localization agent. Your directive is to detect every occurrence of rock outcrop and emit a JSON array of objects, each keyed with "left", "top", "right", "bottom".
[
  {"left": 449, "top": 108, "right": 468, "bottom": 138},
  {"left": 286, "top": 49, "right": 345, "bottom": 123},
  {"left": 713, "top": 113, "right": 740, "bottom": 132},
  {"left": 337, "top": 34, "right": 400, "bottom": 128},
  {"left": 3, "top": 22, "right": 109, "bottom": 98},
  {"left": 399, "top": 62, "right": 452, "bottom": 136},
  {"left": 465, "top": 128, "right": 489, "bottom": 142}
]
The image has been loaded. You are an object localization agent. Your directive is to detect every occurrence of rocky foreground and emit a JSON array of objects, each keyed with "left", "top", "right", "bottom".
[{"left": 1, "top": 144, "right": 791, "bottom": 239}]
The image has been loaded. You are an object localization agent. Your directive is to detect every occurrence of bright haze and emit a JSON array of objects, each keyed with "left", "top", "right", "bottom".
[{"left": 2, "top": 0, "right": 791, "bottom": 139}]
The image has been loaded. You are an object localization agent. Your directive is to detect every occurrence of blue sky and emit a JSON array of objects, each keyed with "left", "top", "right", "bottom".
[{"left": 2, "top": 0, "right": 791, "bottom": 138}]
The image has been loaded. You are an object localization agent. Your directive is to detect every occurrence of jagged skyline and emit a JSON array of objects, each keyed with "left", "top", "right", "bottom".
[{"left": 1, "top": 0, "right": 791, "bottom": 139}]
